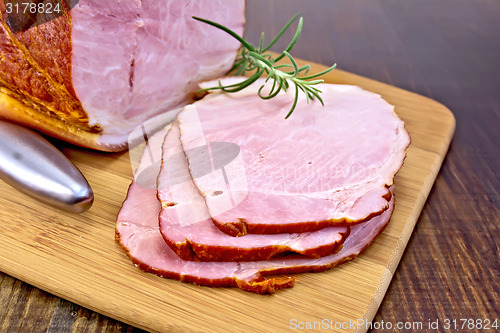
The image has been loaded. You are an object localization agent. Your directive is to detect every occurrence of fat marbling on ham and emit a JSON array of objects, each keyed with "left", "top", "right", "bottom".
[
  {"left": 116, "top": 129, "right": 396, "bottom": 293},
  {"left": 176, "top": 78, "right": 409, "bottom": 236},
  {"left": 157, "top": 121, "right": 350, "bottom": 261}
]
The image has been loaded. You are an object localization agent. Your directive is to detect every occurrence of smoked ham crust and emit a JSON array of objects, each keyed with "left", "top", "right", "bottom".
[
  {"left": 0, "top": 13, "right": 101, "bottom": 148},
  {"left": 0, "top": 1, "right": 245, "bottom": 151}
]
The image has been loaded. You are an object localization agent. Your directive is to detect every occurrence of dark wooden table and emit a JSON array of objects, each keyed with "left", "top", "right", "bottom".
[{"left": 1, "top": 0, "right": 499, "bottom": 332}]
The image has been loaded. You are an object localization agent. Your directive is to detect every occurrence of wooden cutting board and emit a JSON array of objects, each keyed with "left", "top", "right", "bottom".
[{"left": 0, "top": 61, "right": 455, "bottom": 333}]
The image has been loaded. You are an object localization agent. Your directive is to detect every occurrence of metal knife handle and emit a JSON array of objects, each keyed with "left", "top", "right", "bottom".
[{"left": 0, "top": 120, "right": 93, "bottom": 213}]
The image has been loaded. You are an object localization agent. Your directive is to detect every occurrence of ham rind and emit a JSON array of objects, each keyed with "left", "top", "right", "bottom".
[
  {"left": 0, "top": 1, "right": 245, "bottom": 151},
  {"left": 177, "top": 79, "right": 409, "bottom": 236},
  {"left": 116, "top": 129, "right": 396, "bottom": 294},
  {"left": 157, "top": 122, "right": 350, "bottom": 261}
]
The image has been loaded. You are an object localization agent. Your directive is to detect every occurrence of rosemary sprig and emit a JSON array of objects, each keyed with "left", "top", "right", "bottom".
[{"left": 193, "top": 14, "right": 336, "bottom": 119}]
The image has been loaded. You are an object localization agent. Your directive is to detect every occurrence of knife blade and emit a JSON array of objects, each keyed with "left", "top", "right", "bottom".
[{"left": 0, "top": 120, "right": 93, "bottom": 213}]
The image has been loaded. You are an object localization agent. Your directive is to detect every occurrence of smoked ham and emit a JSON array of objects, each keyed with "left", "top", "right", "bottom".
[
  {"left": 157, "top": 121, "right": 349, "bottom": 261},
  {"left": 177, "top": 79, "right": 410, "bottom": 236},
  {"left": 116, "top": 182, "right": 294, "bottom": 294},
  {"left": 115, "top": 125, "right": 396, "bottom": 293},
  {"left": 0, "top": 0, "right": 245, "bottom": 151}
]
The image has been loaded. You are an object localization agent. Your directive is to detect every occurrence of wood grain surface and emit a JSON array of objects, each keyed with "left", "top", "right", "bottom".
[
  {"left": 0, "top": 0, "right": 498, "bottom": 332},
  {"left": 0, "top": 56, "right": 454, "bottom": 332}
]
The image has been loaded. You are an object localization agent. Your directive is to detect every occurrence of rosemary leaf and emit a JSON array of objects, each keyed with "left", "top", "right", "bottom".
[
  {"left": 193, "top": 14, "right": 336, "bottom": 118},
  {"left": 261, "top": 13, "right": 301, "bottom": 53}
]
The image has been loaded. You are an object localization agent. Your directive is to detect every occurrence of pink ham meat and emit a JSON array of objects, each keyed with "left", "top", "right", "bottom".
[
  {"left": 0, "top": 0, "right": 245, "bottom": 151},
  {"left": 116, "top": 182, "right": 293, "bottom": 294},
  {"left": 245, "top": 186, "right": 394, "bottom": 277},
  {"left": 71, "top": 0, "right": 245, "bottom": 148},
  {"left": 177, "top": 79, "right": 410, "bottom": 236},
  {"left": 115, "top": 129, "right": 396, "bottom": 294},
  {"left": 157, "top": 121, "right": 350, "bottom": 261},
  {"left": 116, "top": 165, "right": 395, "bottom": 293}
]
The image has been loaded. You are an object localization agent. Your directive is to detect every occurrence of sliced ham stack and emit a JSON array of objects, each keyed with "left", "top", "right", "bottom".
[
  {"left": 180, "top": 78, "right": 408, "bottom": 235},
  {"left": 157, "top": 121, "right": 350, "bottom": 262},
  {"left": 116, "top": 79, "right": 410, "bottom": 294}
]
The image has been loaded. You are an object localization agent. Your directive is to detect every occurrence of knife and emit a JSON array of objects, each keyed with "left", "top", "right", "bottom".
[{"left": 0, "top": 120, "right": 93, "bottom": 213}]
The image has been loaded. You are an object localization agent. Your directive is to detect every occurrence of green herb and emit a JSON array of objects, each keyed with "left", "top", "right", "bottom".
[{"left": 192, "top": 14, "right": 336, "bottom": 119}]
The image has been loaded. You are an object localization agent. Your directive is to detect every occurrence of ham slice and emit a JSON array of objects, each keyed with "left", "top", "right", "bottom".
[
  {"left": 177, "top": 79, "right": 409, "bottom": 236},
  {"left": 157, "top": 121, "right": 349, "bottom": 261},
  {"left": 116, "top": 170, "right": 395, "bottom": 293},
  {"left": 245, "top": 187, "right": 394, "bottom": 276},
  {"left": 116, "top": 129, "right": 396, "bottom": 294},
  {"left": 0, "top": 1, "right": 245, "bottom": 151},
  {"left": 116, "top": 182, "right": 293, "bottom": 294}
]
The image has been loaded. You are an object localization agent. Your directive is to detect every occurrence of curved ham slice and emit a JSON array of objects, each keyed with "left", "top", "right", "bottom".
[
  {"left": 246, "top": 186, "right": 394, "bottom": 276},
  {"left": 116, "top": 183, "right": 293, "bottom": 293},
  {"left": 116, "top": 178, "right": 394, "bottom": 294},
  {"left": 116, "top": 128, "right": 396, "bottom": 293},
  {"left": 177, "top": 80, "right": 409, "bottom": 235},
  {"left": 157, "top": 122, "right": 349, "bottom": 261}
]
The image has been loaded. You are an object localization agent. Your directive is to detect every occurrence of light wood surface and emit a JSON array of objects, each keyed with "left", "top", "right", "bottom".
[{"left": 0, "top": 60, "right": 454, "bottom": 332}]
